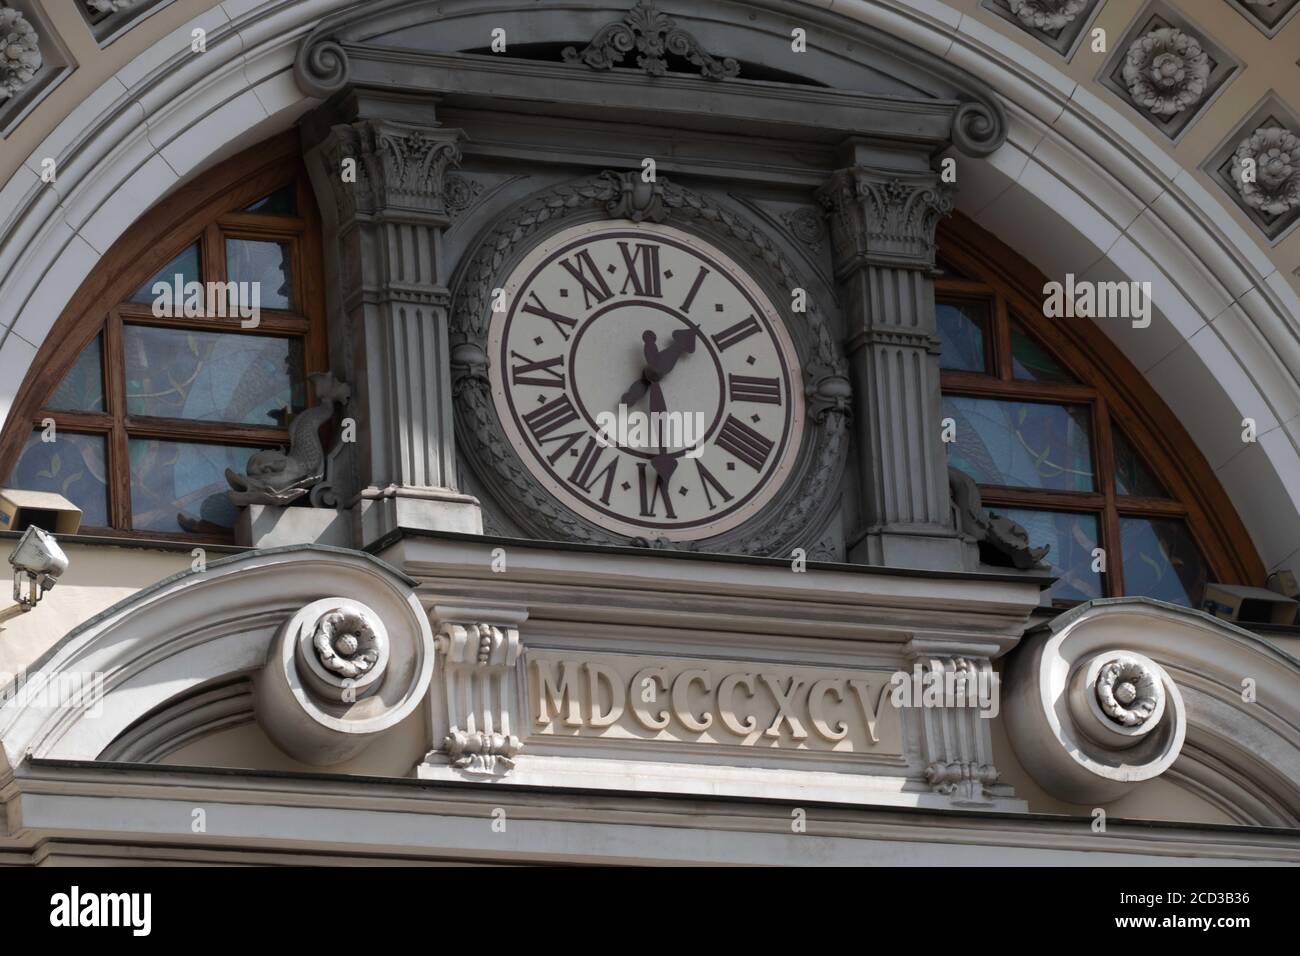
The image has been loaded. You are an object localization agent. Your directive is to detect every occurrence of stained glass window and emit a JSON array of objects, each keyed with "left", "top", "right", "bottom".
[
  {"left": 123, "top": 326, "right": 304, "bottom": 425},
  {"left": 128, "top": 439, "right": 259, "bottom": 534},
  {"left": 986, "top": 507, "right": 1102, "bottom": 602},
  {"left": 943, "top": 396, "right": 1095, "bottom": 492},
  {"left": 1121, "top": 517, "right": 1209, "bottom": 608},
  {"left": 47, "top": 336, "right": 104, "bottom": 413},
  {"left": 1, "top": 152, "right": 319, "bottom": 542},
  {"left": 9, "top": 431, "right": 109, "bottom": 527},
  {"left": 226, "top": 238, "right": 294, "bottom": 310},
  {"left": 244, "top": 185, "right": 297, "bottom": 216},
  {"left": 936, "top": 218, "right": 1247, "bottom": 606},
  {"left": 1113, "top": 428, "right": 1169, "bottom": 498},
  {"left": 131, "top": 242, "right": 201, "bottom": 306},
  {"left": 937, "top": 298, "right": 988, "bottom": 372},
  {"left": 1010, "top": 317, "right": 1076, "bottom": 383}
]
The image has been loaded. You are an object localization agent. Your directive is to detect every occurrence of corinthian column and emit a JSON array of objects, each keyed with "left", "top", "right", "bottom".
[
  {"left": 304, "top": 96, "right": 482, "bottom": 547},
  {"left": 819, "top": 160, "right": 966, "bottom": 570}
]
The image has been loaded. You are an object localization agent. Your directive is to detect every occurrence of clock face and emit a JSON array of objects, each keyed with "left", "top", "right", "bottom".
[{"left": 488, "top": 220, "right": 805, "bottom": 541}]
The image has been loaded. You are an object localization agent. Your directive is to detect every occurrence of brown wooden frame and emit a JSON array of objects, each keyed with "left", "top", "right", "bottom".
[
  {"left": 0, "top": 132, "right": 327, "bottom": 543},
  {"left": 937, "top": 211, "right": 1263, "bottom": 602}
]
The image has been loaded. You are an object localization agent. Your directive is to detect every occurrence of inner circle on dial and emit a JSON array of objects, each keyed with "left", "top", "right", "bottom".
[{"left": 569, "top": 299, "right": 725, "bottom": 460}]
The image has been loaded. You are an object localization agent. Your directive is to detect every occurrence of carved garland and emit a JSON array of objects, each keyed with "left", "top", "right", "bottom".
[{"left": 450, "top": 172, "right": 850, "bottom": 555}]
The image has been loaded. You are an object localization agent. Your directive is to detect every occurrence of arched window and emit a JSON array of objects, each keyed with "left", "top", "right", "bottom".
[
  {"left": 936, "top": 213, "right": 1263, "bottom": 608},
  {"left": 0, "top": 134, "right": 326, "bottom": 542}
]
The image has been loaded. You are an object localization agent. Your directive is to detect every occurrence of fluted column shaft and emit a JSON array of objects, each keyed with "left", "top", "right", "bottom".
[
  {"left": 305, "top": 104, "right": 481, "bottom": 546},
  {"left": 820, "top": 167, "right": 965, "bottom": 570}
]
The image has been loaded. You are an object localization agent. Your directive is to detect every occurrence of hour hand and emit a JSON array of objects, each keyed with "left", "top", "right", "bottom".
[{"left": 620, "top": 377, "right": 649, "bottom": 407}]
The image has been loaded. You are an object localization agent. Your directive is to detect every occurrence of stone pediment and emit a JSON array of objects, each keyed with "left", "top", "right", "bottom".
[{"left": 294, "top": 0, "right": 1008, "bottom": 156}]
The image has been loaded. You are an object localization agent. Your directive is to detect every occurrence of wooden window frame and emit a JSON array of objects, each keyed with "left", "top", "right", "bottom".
[
  {"left": 0, "top": 133, "right": 327, "bottom": 544},
  {"left": 937, "top": 212, "right": 1263, "bottom": 604}
]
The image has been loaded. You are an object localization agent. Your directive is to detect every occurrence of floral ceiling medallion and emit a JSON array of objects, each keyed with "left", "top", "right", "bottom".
[
  {"left": 563, "top": 1, "right": 740, "bottom": 80},
  {"left": 1006, "top": 0, "right": 1088, "bottom": 32},
  {"left": 0, "top": 7, "right": 41, "bottom": 101},
  {"left": 1121, "top": 27, "right": 1209, "bottom": 118},
  {"left": 1231, "top": 126, "right": 1300, "bottom": 218}
]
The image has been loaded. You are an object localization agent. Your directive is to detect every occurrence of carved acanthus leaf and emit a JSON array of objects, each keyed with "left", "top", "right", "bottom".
[{"left": 563, "top": 1, "right": 740, "bottom": 80}]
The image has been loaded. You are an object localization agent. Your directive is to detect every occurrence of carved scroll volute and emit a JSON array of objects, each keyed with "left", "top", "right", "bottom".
[
  {"left": 424, "top": 605, "right": 529, "bottom": 777},
  {"left": 253, "top": 596, "right": 435, "bottom": 767},
  {"left": 1005, "top": 630, "right": 1186, "bottom": 804}
]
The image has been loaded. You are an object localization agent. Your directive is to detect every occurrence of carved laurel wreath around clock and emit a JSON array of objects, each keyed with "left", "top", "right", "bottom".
[{"left": 449, "top": 171, "right": 850, "bottom": 555}]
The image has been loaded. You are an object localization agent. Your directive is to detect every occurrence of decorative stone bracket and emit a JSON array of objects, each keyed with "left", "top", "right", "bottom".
[
  {"left": 419, "top": 605, "right": 529, "bottom": 778},
  {"left": 904, "top": 639, "right": 1009, "bottom": 807}
]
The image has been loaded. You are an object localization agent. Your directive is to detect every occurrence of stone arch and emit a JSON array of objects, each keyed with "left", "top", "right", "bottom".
[
  {"left": 0, "top": 546, "right": 434, "bottom": 770},
  {"left": 0, "top": 0, "right": 1295, "bottom": 573}
]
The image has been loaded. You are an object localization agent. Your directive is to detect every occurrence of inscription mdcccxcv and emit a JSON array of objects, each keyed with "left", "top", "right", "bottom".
[{"left": 529, "top": 650, "right": 901, "bottom": 755}]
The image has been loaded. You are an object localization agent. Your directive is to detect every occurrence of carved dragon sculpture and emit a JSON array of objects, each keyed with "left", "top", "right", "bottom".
[
  {"left": 948, "top": 466, "right": 1050, "bottom": 570},
  {"left": 226, "top": 372, "right": 351, "bottom": 507}
]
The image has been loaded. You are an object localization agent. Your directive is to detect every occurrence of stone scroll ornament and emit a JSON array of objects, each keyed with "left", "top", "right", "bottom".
[
  {"left": 562, "top": 1, "right": 740, "bottom": 80},
  {"left": 1007, "top": 0, "right": 1089, "bottom": 32},
  {"left": 449, "top": 171, "right": 851, "bottom": 556},
  {"left": 0, "top": 7, "right": 41, "bottom": 101},
  {"left": 1121, "top": 27, "right": 1210, "bottom": 119},
  {"left": 1231, "top": 126, "right": 1300, "bottom": 218},
  {"left": 226, "top": 372, "right": 351, "bottom": 506}
]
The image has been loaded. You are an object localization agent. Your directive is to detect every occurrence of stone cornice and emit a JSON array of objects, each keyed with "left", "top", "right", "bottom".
[{"left": 292, "top": 0, "right": 1007, "bottom": 156}]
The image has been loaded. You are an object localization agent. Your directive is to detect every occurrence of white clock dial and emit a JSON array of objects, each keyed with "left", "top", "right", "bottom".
[{"left": 488, "top": 220, "right": 805, "bottom": 540}]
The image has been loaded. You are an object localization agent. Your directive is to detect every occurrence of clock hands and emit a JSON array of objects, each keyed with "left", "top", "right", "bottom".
[{"left": 620, "top": 328, "right": 698, "bottom": 485}]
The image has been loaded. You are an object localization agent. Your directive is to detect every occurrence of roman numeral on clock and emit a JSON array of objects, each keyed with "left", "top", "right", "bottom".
[
  {"left": 617, "top": 242, "right": 662, "bottom": 298},
  {"left": 520, "top": 291, "right": 578, "bottom": 341},
  {"left": 568, "top": 437, "right": 619, "bottom": 505},
  {"left": 716, "top": 415, "right": 774, "bottom": 471},
  {"left": 711, "top": 315, "right": 761, "bottom": 352},
  {"left": 694, "top": 459, "right": 734, "bottom": 511},
  {"left": 679, "top": 265, "right": 710, "bottom": 313},
  {"left": 636, "top": 461, "right": 677, "bottom": 519},
  {"left": 728, "top": 374, "right": 781, "bottom": 404},
  {"left": 558, "top": 249, "right": 614, "bottom": 309},
  {"left": 510, "top": 351, "right": 565, "bottom": 389},
  {"left": 522, "top": 394, "right": 584, "bottom": 463}
]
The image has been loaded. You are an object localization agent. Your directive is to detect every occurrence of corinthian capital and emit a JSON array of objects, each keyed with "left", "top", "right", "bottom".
[
  {"left": 818, "top": 168, "right": 952, "bottom": 272},
  {"left": 318, "top": 119, "right": 465, "bottom": 224}
]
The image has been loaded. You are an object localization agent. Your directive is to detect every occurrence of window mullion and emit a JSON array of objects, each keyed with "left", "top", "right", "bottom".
[
  {"left": 1093, "top": 394, "right": 1124, "bottom": 597},
  {"left": 103, "top": 307, "right": 132, "bottom": 530}
]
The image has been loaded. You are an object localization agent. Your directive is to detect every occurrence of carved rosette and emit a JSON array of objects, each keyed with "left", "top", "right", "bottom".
[
  {"left": 87, "top": 0, "right": 136, "bottom": 13},
  {"left": 426, "top": 609, "right": 526, "bottom": 778},
  {"left": 818, "top": 170, "right": 953, "bottom": 272},
  {"left": 311, "top": 608, "right": 383, "bottom": 681},
  {"left": 1094, "top": 657, "right": 1161, "bottom": 728},
  {"left": 1007, "top": 0, "right": 1088, "bottom": 32},
  {"left": 1121, "top": 27, "right": 1210, "bottom": 119},
  {"left": 0, "top": 8, "right": 41, "bottom": 101},
  {"left": 1230, "top": 126, "right": 1300, "bottom": 218},
  {"left": 449, "top": 171, "right": 849, "bottom": 556},
  {"left": 563, "top": 1, "right": 740, "bottom": 80}
]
